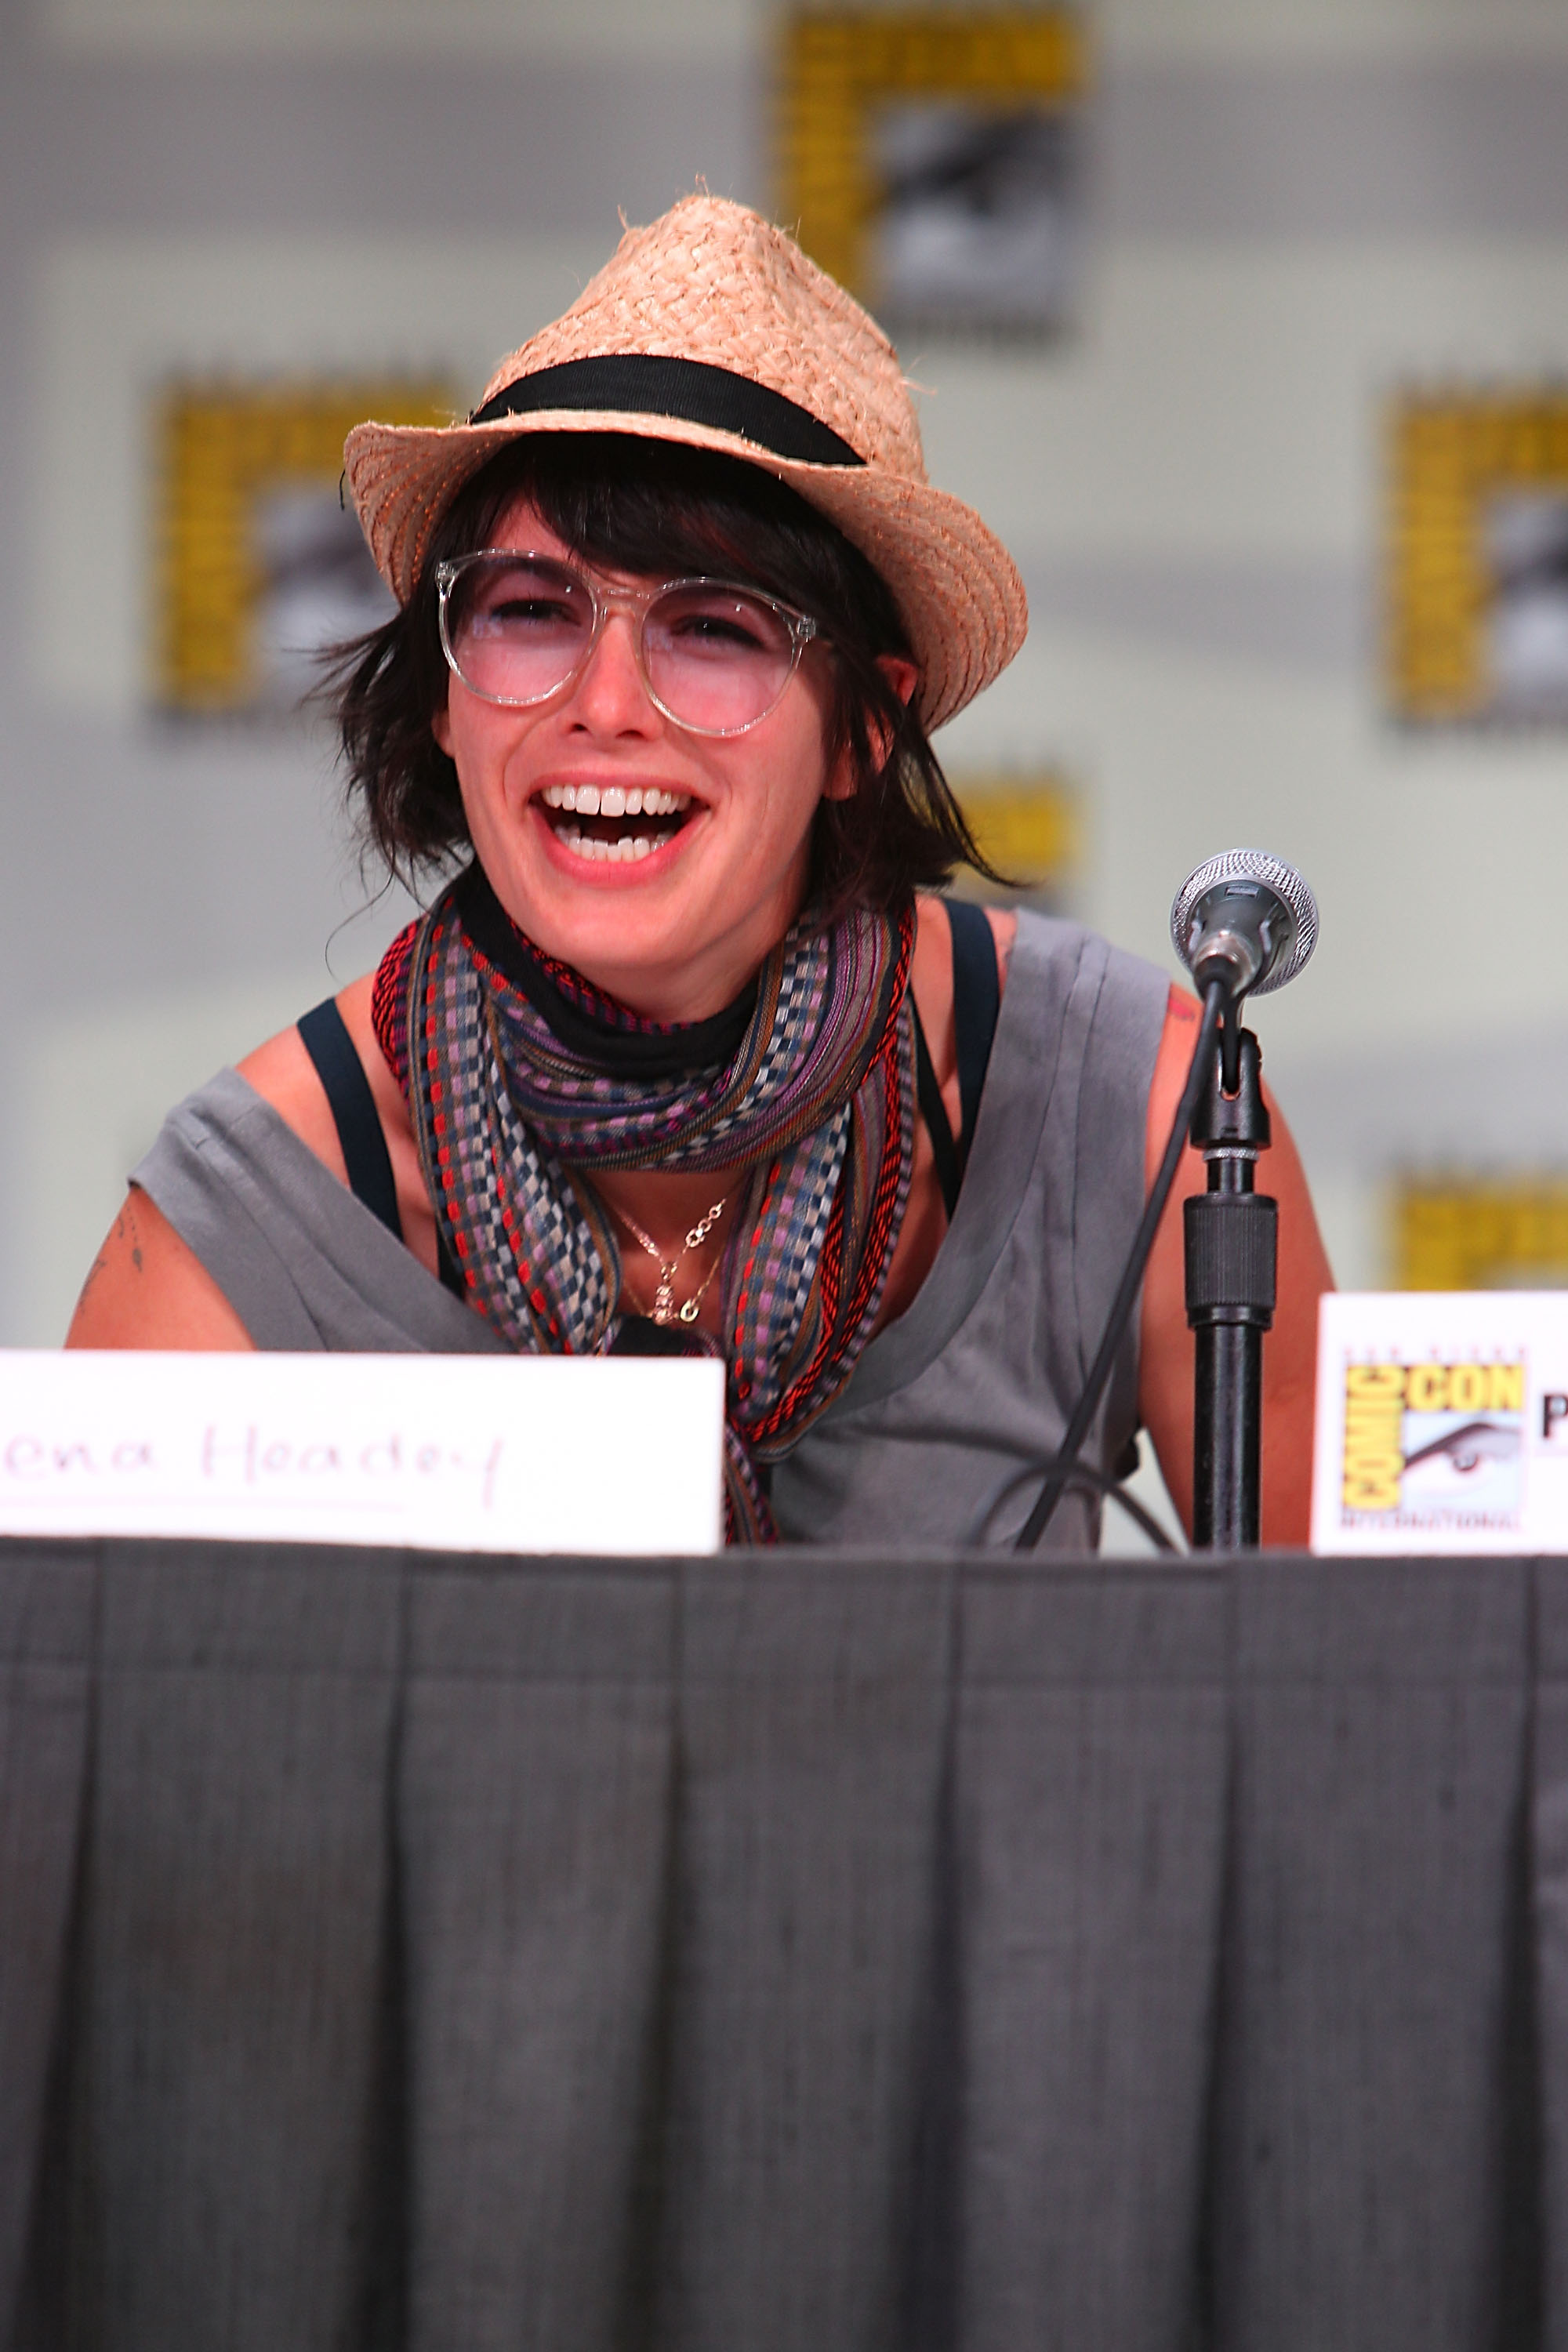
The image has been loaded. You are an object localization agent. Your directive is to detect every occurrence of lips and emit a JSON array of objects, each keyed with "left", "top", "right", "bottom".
[{"left": 535, "top": 780, "right": 697, "bottom": 866}]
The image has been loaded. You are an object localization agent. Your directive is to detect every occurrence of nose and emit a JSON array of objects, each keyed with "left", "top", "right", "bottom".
[{"left": 564, "top": 608, "right": 661, "bottom": 737}]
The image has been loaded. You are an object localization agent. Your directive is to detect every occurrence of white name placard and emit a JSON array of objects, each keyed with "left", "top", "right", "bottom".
[
  {"left": 1310, "top": 1291, "right": 1568, "bottom": 1555},
  {"left": 0, "top": 1351, "right": 725, "bottom": 1555}
]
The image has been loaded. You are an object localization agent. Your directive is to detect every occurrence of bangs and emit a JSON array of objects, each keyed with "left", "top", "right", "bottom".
[{"left": 440, "top": 433, "right": 912, "bottom": 655}]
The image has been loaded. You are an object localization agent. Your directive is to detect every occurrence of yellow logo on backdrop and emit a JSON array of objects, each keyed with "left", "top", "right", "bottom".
[{"left": 1341, "top": 1360, "right": 1525, "bottom": 1513}]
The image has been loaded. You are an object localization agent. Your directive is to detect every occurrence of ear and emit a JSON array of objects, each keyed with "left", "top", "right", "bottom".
[
  {"left": 877, "top": 654, "right": 920, "bottom": 711},
  {"left": 432, "top": 704, "right": 454, "bottom": 757},
  {"left": 822, "top": 655, "right": 920, "bottom": 802}
]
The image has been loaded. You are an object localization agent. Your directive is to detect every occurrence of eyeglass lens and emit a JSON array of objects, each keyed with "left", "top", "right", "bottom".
[{"left": 443, "top": 555, "right": 803, "bottom": 732}]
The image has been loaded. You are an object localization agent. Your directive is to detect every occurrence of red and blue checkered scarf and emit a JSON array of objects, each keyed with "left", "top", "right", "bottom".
[{"left": 372, "top": 865, "right": 916, "bottom": 1541}]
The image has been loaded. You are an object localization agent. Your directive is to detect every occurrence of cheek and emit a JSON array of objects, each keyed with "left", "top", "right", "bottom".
[
  {"left": 434, "top": 698, "right": 523, "bottom": 818},
  {"left": 761, "top": 687, "right": 832, "bottom": 818},
  {"left": 433, "top": 676, "right": 506, "bottom": 778},
  {"left": 748, "top": 761, "right": 828, "bottom": 860}
]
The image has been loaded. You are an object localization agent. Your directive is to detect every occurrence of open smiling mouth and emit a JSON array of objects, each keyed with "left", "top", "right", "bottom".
[{"left": 537, "top": 782, "right": 695, "bottom": 866}]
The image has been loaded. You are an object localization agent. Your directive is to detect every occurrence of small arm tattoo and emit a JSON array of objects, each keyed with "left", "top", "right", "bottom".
[
  {"left": 74, "top": 1205, "right": 144, "bottom": 1316},
  {"left": 112, "top": 1203, "right": 145, "bottom": 1274}
]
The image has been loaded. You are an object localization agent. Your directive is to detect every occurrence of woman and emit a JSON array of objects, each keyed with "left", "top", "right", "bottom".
[{"left": 67, "top": 195, "right": 1330, "bottom": 1546}]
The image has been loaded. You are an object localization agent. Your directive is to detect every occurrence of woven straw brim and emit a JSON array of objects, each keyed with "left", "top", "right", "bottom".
[{"left": 344, "top": 409, "right": 1028, "bottom": 734}]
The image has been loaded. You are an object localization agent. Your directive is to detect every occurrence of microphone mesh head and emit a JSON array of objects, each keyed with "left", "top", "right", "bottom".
[{"left": 1170, "top": 848, "right": 1319, "bottom": 996}]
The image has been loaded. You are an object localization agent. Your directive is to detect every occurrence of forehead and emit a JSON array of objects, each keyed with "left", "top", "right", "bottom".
[
  {"left": 485, "top": 488, "right": 736, "bottom": 592},
  {"left": 488, "top": 493, "right": 657, "bottom": 586},
  {"left": 490, "top": 494, "right": 564, "bottom": 556}
]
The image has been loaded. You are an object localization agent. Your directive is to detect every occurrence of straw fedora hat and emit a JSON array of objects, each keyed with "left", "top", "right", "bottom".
[{"left": 343, "top": 194, "right": 1026, "bottom": 732}]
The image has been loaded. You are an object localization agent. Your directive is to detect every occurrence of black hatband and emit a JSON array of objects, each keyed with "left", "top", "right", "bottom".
[{"left": 468, "top": 354, "right": 863, "bottom": 470}]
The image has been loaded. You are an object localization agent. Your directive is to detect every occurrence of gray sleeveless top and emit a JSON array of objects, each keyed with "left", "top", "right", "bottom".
[{"left": 133, "top": 911, "right": 1167, "bottom": 1550}]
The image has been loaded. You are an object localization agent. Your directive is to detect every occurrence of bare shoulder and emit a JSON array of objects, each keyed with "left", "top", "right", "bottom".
[
  {"left": 985, "top": 903, "right": 1017, "bottom": 985},
  {"left": 909, "top": 894, "right": 1016, "bottom": 1018},
  {"left": 236, "top": 1001, "right": 350, "bottom": 1183},
  {"left": 240, "top": 975, "right": 437, "bottom": 1276},
  {"left": 65, "top": 1188, "right": 253, "bottom": 1350},
  {"left": 67, "top": 974, "right": 430, "bottom": 1348},
  {"left": 235, "top": 975, "right": 414, "bottom": 1180},
  {"left": 58, "top": 990, "right": 351, "bottom": 1348},
  {"left": 61, "top": 991, "right": 361, "bottom": 1350}
]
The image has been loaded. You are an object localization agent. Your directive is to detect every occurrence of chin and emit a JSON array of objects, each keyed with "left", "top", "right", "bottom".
[{"left": 526, "top": 892, "right": 688, "bottom": 987}]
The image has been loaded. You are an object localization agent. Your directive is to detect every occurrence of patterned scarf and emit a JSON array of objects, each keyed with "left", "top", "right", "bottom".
[{"left": 372, "top": 865, "right": 916, "bottom": 1541}]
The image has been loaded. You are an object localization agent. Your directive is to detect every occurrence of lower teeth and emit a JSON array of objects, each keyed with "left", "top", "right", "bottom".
[{"left": 557, "top": 826, "right": 672, "bottom": 864}]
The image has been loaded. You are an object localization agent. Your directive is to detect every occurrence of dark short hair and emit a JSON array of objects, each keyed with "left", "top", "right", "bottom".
[{"left": 328, "top": 433, "right": 998, "bottom": 916}]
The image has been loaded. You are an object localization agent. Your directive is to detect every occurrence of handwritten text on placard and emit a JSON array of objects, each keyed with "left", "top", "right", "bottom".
[{"left": 0, "top": 1352, "right": 725, "bottom": 1555}]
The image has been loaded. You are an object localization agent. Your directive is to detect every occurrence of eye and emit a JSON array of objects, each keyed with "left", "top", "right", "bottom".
[
  {"left": 465, "top": 568, "right": 590, "bottom": 634},
  {"left": 676, "top": 612, "right": 769, "bottom": 649},
  {"left": 484, "top": 593, "right": 580, "bottom": 629},
  {"left": 654, "top": 590, "right": 789, "bottom": 658}
]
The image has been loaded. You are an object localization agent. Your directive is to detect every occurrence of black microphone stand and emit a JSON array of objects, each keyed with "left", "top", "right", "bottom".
[{"left": 1185, "top": 997, "right": 1277, "bottom": 1549}]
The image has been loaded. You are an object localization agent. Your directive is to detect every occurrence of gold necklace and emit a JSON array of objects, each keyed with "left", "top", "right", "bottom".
[{"left": 614, "top": 1195, "right": 728, "bottom": 1326}]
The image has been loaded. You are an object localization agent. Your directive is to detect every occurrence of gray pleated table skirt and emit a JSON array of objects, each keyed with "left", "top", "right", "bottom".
[{"left": 0, "top": 1541, "right": 1557, "bottom": 2351}]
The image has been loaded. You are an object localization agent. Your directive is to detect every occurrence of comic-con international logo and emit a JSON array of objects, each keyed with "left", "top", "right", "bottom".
[{"left": 1341, "top": 1359, "right": 1524, "bottom": 1528}]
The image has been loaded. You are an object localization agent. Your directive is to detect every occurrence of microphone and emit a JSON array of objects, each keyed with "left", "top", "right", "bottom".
[
  {"left": 1170, "top": 848, "right": 1318, "bottom": 1001},
  {"left": 1016, "top": 844, "right": 1319, "bottom": 1552}
]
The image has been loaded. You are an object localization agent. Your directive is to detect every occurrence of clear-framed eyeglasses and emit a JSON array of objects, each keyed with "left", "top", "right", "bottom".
[{"left": 434, "top": 551, "right": 822, "bottom": 738}]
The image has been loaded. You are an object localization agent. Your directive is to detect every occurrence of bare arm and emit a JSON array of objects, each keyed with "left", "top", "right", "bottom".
[
  {"left": 1137, "top": 985, "right": 1333, "bottom": 1546},
  {"left": 65, "top": 1189, "right": 255, "bottom": 1350}
]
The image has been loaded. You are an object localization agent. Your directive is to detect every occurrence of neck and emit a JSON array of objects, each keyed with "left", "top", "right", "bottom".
[
  {"left": 458, "top": 863, "right": 804, "bottom": 1039},
  {"left": 552, "top": 895, "right": 806, "bottom": 1025},
  {"left": 573, "top": 949, "right": 765, "bottom": 1026}
]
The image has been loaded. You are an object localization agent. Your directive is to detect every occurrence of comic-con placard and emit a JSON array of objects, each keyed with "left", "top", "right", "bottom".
[{"left": 1312, "top": 1293, "right": 1568, "bottom": 1552}]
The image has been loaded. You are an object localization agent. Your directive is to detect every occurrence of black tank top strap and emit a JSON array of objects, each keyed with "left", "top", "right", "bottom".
[{"left": 296, "top": 1000, "right": 404, "bottom": 1243}]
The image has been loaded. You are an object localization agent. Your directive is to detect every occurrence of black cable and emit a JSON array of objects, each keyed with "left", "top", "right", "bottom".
[
  {"left": 1014, "top": 978, "right": 1227, "bottom": 1551},
  {"left": 966, "top": 1456, "right": 1181, "bottom": 1553},
  {"left": 1062, "top": 1464, "right": 1181, "bottom": 1554}
]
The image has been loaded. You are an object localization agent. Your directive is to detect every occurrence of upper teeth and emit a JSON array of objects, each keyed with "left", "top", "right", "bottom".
[{"left": 541, "top": 783, "right": 691, "bottom": 817}]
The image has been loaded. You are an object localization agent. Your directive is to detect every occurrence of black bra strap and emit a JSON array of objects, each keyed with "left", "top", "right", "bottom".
[
  {"left": 297, "top": 1000, "right": 403, "bottom": 1243},
  {"left": 946, "top": 898, "right": 1000, "bottom": 1160},
  {"left": 909, "top": 900, "right": 1003, "bottom": 1223},
  {"left": 911, "top": 1001, "right": 962, "bottom": 1221}
]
